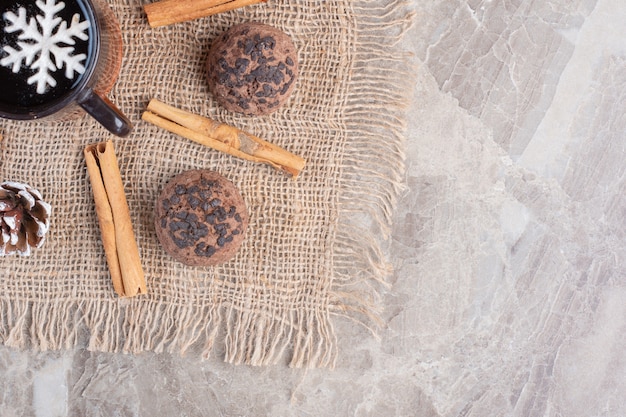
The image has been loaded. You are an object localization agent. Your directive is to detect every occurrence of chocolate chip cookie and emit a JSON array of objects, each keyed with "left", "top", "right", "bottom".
[
  {"left": 155, "top": 170, "right": 248, "bottom": 266},
  {"left": 206, "top": 22, "right": 298, "bottom": 115}
]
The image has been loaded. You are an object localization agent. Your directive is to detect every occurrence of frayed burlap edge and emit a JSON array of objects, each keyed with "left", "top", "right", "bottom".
[{"left": 299, "top": 1, "right": 415, "bottom": 367}]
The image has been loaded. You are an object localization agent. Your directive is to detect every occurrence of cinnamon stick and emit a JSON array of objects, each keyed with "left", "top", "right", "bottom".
[
  {"left": 144, "top": 0, "right": 267, "bottom": 28},
  {"left": 84, "top": 141, "right": 147, "bottom": 297},
  {"left": 142, "top": 99, "right": 306, "bottom": 177}
]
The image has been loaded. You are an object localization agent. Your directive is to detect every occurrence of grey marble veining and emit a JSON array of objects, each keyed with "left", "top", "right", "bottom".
[{"left": 1, "top": 0, "right": 625, "bottom": 416}]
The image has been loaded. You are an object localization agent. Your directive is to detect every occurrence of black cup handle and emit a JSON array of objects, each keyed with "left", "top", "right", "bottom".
[{"left": 78, "top": 89, "right": 132, "bottom": 137}]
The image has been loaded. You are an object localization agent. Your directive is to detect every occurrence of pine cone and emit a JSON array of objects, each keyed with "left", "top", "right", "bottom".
[{"left": 0, "top": 181, "right": 51, "bottom": 256}]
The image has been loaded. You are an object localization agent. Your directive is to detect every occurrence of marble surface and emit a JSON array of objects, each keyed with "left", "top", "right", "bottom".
[{"left": 1, "top": 0, "right": 625, "bottom": 415}]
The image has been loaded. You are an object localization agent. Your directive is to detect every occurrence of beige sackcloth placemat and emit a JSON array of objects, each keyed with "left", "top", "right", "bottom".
[{"left": 0, "top": 0, "right": 413, "bottom": 367}]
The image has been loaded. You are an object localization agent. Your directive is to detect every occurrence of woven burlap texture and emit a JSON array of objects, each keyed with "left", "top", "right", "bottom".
[{"left": 0, "top": 0, "right": 413, "bottom": 367}]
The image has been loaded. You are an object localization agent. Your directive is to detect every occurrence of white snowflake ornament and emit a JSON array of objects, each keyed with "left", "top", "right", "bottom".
[{"left": 1, "top": 0, "right": 90, "bottom": 94}]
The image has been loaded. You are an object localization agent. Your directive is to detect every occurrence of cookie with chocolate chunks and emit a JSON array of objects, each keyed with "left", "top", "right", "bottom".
[
  {"left": 206, "top": 22, "right": 298, "bottom": 115},
  {"left": 155, "top": 170, "right": 249, "bottom": 266}
]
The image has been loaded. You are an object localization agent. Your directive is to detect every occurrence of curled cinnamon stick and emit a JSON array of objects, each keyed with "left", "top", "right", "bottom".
[
  {"left": 142, "top": 99, "right": 306, "bottom": 178},
  {"left": 144, "top": 0, "right": 267, "bottom": 28},
  {"left": 84, "top": 141, "right": 147, "bottom": 297}
]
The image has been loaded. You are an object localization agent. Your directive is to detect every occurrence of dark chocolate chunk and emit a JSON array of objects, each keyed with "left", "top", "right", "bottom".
[
  {"left": 235, "top": 58, "right": 250, "bottom": 73},
  {"left": 216, "top": 208, "right": 227, "bottom": 222},
  {"left": 172, "top": 236, "right": 190, "bottom": 249},
  {"left": 195, "top": 225, "right": 208, "bottom": 238},
  {"left": 188, "top": 195, "right": 200, "bottom": 209},
  {"left": 169, "top": 222, "right": 180, "bottom": 232},
  {"left": 218, "top": 58, "right": 229, "bottom": 70},
  {"left": 194, "top": 243, "right": 216, "bottom": 257},
  {"left": 214, "top": 223, "right": 227, "bottom": 235},
  {"left": 244, "top": 39, "right": 255, "bottom": 55}
]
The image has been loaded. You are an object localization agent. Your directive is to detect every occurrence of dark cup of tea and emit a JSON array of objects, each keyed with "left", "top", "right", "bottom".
[{"left": 0, "top": 0, "right": 131, "bottom": 136}]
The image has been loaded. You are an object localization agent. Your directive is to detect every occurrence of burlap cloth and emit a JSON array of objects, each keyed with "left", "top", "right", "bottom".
[{"left": 0, "top": 0, "right": 413, "bottom": 367}]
